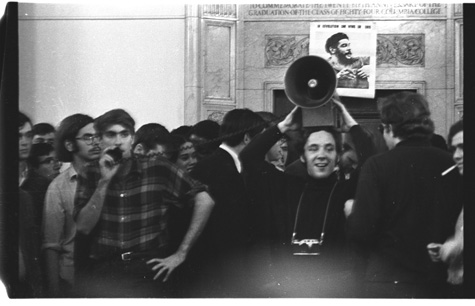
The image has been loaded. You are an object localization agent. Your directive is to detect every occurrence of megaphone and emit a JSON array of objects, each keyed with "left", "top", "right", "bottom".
[{"left": 284, "top": 55, "right": 337, "bottom": 127}]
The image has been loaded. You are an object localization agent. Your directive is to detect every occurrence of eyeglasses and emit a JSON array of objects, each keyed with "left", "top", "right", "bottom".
[
  {"left": 39, "top": 157, "right": 61, "bottom": 165},
  {"left": 378, "top": 124, "right": 386, "bottom": 134},
  {"left": 76, "top": 134, "right": 101, "bottom": 145}
]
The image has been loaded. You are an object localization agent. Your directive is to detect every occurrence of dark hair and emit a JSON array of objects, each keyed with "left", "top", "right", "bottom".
[
  {"left": 447, "top": 119, "right": 463, "bottom": 147},
  {"left": 256, "top": 111, "right": 279, "bottom": 128},
  {"left": 191, "top": 120, "right": 220, "bottom": 140},
  {"left": 27, "top": 143, "right": 55, "bottom": 168},
  {"left": 220, "top": 108, "right": 265, "bottom": 147},
  {"left": 133, "top": 123, "right": 172, "bottom": 152},
  {"left": 19, "top": 112, "right": 32, "bottom": 128},
  {"left": 169, "top": 134, "right": 192, "bottom": 162},
  {"left": 378, "top": 91, "right": 434, "bottom": 140},
  {"left": 171, "top": 125, "right": 192, "bottom": 138},
  {"left": 94, "top": 109, "right": 135, "bottom": 135},
  {"left": 325, "top": 32, "right": 349, "bottom": 54},
  {"left": 295, "top": 126, "right": 342, "bottom": 156},
  {"left": 32, "top": 122, "right": 55, "bottom": 136},
  {"left": 55, "top": 114, "right": 94, "bottom": 162}
]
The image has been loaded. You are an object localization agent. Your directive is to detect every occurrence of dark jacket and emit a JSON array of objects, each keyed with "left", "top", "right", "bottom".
[
  {"left": 241, "top": 125, "right": 358, "bottom": 297},
  {"left": 347, "top": 138, "right": 463, "bottom": 284},
  {"left": 190, "top": 147, "right": 250, "bottom": 260}
]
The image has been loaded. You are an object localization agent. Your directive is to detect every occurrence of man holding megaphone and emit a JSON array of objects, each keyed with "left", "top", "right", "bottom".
[{"left": 240, "top": 97, "right": 375, "bottom": 297}]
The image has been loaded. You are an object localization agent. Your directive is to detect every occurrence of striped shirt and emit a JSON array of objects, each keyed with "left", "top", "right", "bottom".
[{"left": 74, "top": 156, "right": 207, "bottom": 259}]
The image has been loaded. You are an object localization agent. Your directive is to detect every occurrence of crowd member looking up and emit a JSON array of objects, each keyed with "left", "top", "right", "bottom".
[
  {"left": 427, "top": 120, "right": 463, "bottom": 289},
  {"left": 189, "top": 119, "right": 221, "bottom": 160},
  {"left": 32, "top": 123, "right": 55, "bottom": 146},
  {"left": 132, "top": 123, "right": 173, "bottom": 160},
  {"left": 72, "top": 109, "right": 214, "bottom": 298},
  {"left": 189, "top": 109, "right": 265, "bottom": 297},
  {"left": 325, "top": 32, "right": 370, "bottom": 89},
  {"left": 42, "top": 114, "right": 101, "bottom": 297},
  {"left": 347, "top": 92, "right": 462, "bottom": 298}
]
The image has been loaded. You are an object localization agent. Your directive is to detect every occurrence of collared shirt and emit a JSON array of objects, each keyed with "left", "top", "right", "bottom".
[
  {"left": 219, "top": 143, "right": 242, "bottom": 173},
  {"left": 75, "top": 156, "right": 207, "bottom": 259},
  {"left": 42, "top": 166, "right": 78, "bottom": 283}
]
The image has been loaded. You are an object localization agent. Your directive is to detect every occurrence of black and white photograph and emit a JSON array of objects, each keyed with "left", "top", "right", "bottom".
[
  {"left": 310, "top": 22, "right": 377, "bottom": 98},
  {"left": 0, "top": 1, "right": 470, "bottom": 302}
]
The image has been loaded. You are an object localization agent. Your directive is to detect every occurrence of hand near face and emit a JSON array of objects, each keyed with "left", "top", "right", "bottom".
[{"left": 99, "top": 146, "right": 121, "bottom": 181}]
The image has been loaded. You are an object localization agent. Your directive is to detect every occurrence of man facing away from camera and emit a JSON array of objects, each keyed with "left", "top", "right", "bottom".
[
  {"left": 72, "top": 109, "right": 214, "bottom": 298},
  {"left": 346, "top": 92, "right": 462, "bottom": 298}
]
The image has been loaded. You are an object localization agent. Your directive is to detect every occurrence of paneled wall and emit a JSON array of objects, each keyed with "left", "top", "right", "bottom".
[{"left": 190, "top": 3, "right": 463, "bottom": 137}]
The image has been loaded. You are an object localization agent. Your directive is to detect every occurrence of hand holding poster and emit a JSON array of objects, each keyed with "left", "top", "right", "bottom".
[{"left": 310, "top": 22, "right": 377, "bottom": 98}]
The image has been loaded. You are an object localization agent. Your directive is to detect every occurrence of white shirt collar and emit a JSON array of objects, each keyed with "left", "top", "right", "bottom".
[{"left": 219, "top": 143, "right": 242, "bottom": 173}]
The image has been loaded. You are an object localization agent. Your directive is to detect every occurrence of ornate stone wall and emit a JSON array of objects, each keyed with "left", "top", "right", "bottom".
[{"left": 186, "top": 3, "right": 463, "bottom": 135}]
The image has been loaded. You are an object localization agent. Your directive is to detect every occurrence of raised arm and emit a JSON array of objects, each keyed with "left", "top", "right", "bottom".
[{"left": 240, "top": 107, "right": 300, "bottom": 166}]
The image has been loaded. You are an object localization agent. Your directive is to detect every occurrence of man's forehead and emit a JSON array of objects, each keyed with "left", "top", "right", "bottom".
[
  {"left": 34, "top": 132, "right": 54, "bottom": 138},
  {"left": 19, "top": 122, "right": 32, "bottom": 131},
  {"left": 451, "top": 131, "right": 463, "bottom": 146},
  {"left": 105, "top": 124, "right": 130, "bottom": 132},
  {"left": 337, "top": 39, "right": 349, "bottom": 46},
  {"left": 77, "top": 122, "right": 95, "bottom": 136},
  {"left": 306, "top": 130, "right": 336, "bottom": 146}
]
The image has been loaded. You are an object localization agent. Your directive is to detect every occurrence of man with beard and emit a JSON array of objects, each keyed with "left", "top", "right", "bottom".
[
  {"left": 325, "top": 32, "right": 370, "bottom": 89},
  {"left": 42, "top": 114, "right": 101, "bottom": 297}
]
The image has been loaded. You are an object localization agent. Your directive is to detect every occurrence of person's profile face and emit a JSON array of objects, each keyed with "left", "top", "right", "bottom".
[
  {"left": 300, "top": 131, "right": 338, "bottom": 179},
  {"left": 451, "top": 131, "right": 463, "bottom": 175},
  {"left": 339, "top": 134, "right": 358, "bottom": 174},
  {"left": 19, "top": 122, "right": 33, "bottom": 161}
]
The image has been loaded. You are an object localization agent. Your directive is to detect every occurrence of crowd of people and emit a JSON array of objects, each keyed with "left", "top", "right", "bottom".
[{"left": 16, "top": 91, "right": 464, "bottom": 298}]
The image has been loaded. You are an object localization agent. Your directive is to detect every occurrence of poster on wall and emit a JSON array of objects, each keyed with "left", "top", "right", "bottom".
[{"left": 310, "top": 22, "right": 377, "bottom": 99}]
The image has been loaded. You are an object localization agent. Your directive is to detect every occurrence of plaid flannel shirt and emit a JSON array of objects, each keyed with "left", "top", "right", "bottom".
[{"left": 74, "top": 157, "right": 207, "bottom": 259}]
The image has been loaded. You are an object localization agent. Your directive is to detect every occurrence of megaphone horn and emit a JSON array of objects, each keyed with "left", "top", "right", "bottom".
[{"left": 284, "top": 55, "right": 337, "bottom": 127}]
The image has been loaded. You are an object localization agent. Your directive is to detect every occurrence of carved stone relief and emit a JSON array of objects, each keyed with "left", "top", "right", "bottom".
[
  {"left": 376, "top": 34, "right": 425, "bottom": 67},
  {"left": 265, "top": 35, "right": 309, "bottom": 67},
  {"left": 264, "top": 34, "right": 425, "bottom": 68},
  {"left": 207, "top": 111, "right": 226, "bottom": 123}
]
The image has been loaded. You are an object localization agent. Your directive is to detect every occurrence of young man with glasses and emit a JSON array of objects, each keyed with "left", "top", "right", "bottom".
[
  {"left": 42, "top": 114, "right": 101, "bottom": 297},
  {"left": 72, "top": 109, "right": 214, "bottom": 298}
]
